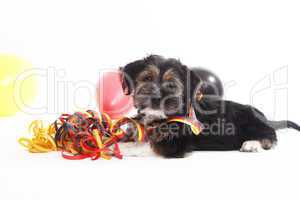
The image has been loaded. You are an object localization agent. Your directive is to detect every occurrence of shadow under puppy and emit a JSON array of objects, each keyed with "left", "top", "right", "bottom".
[{"left": 120, "top": 55, "right": 300, "bottom": 158}]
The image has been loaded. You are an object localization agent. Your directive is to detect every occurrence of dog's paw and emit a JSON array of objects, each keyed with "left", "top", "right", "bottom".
[
  {"left": 148, "top": 128, "right": 178, "bottom": 143},
  {"left": 240, "top": 140, "right": 262, "bottom": 152},
  {"left": 260, "top": 139, "right": 276, "bottom": 150},
  {"left": 118, "top": 142, "right": 155, "bottom": 157}
]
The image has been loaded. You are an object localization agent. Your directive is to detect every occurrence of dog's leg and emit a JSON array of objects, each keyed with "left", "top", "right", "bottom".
[
  {"left": 150, "top": 137, "right": 187, "bottom": 158},
  {"left": 238, "top": 106, "right": 278, "bottom": 152},
  {"left": 118, "top": 142, "right": 155, "bottom": 157},
  {"left": 149, "top": 122, "right": 190, "bottom": 158}
]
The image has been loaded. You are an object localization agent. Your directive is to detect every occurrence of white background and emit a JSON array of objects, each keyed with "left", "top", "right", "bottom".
[{"left": 1, "top": 0, "right": 300, "bottom": 200}]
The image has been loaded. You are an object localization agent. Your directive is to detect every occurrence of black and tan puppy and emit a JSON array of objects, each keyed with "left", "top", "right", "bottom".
[{"left": 120, "top": 55, "right": 300, "bottom": 158}]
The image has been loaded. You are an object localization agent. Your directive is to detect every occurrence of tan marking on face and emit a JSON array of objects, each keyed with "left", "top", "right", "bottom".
[
  {"left": 137, "top": 65, "right": 160, "bottom": 82},
  {"left": 162, "top": 69, "right": 184, "bottom": 91},
  {"left": 196, "top": 90, "right": 203, "bottom": 101},
  {"left": 162, "top": 68, "right": 177, "bottom": 81}
]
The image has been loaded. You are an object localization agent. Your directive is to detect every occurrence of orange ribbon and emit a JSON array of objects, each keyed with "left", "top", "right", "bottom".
[{"left": 19, "top": 110, "right": 202, "bottom": 160}]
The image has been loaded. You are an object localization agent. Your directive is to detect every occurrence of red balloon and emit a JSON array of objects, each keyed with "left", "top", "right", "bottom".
[{"left": 96, "top": 70, "right": 134, "bottom": 119}]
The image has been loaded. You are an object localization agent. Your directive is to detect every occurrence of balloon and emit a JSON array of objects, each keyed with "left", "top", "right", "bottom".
[
  {"left": 0, "top": 54, "right": 37, "bottom": 117},
  {"left": 96, "top": 71, "right": 134, "bottom": 119},
  {"left": 191, "top": 67, "right": 224, "bottom": 98}
]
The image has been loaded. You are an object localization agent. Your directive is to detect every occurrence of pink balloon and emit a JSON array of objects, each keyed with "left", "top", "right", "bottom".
[{"left": 96, "top": 70, "right": 134, "bottom": 119}]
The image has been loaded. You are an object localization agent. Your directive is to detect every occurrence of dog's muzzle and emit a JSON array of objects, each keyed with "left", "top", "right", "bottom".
[{"left": 139, "top": 108, "right": 167, "bottom": 127}]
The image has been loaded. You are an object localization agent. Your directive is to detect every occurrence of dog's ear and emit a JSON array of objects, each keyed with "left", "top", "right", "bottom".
[
  {"left": 119, "top": 67, "right": 131, "bottom": 95},
  {"left": 188, "top": 68, "right": 202, "bottom": 105},
  {"left": 119, "top": 59, "right": 149, "bottom": 95},
  {"left": 173, "top": 65, "right": 199, "bottom": 101}
]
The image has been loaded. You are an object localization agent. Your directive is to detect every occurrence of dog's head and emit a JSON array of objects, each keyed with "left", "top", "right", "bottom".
[{"left": 120, "top": 55, "right": 201, "bottom": 125}]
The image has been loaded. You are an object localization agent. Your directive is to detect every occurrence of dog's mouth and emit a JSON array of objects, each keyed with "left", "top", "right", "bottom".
[{"left": 146, "top": 118, "right": 167, "bottom": 129}]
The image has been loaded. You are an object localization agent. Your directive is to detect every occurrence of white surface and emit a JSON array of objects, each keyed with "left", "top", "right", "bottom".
[{"left": 1, "top": 0, "right": 300, "bottom": 200}]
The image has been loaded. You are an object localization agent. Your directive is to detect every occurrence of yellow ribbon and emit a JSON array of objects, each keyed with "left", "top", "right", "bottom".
[
  {"left": 167, "top": 118, "right": 202, "bottom": 135},
  {"left": 18, "top": 113, "right": 202, "bottom": 157},
  {"left": 18, "top": 120, "right": 57, "bottom": 153}
]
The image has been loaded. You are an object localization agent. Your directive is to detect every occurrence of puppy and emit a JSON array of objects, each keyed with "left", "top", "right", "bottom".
[{"left": 120, "top": 55, "right": 300, "bottom": 158}]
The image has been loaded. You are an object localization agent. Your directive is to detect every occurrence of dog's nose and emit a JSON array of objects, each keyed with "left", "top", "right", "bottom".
[{"left": 151, "top": 97, "right": 161, "bottom": 106}]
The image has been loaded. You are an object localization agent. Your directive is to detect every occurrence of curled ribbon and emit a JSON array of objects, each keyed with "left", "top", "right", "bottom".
[
  {"left": 18, "top": 120, "right": 57, "bottom": 153},
  {"left": 167, "top": 117, "right": 202, "bottom": 135},
  {"left": 19, "top": 110, "right": 202, "bottom": 160},
  {"left": 19, "top": 110, "right": 144, "bottom": 160}
]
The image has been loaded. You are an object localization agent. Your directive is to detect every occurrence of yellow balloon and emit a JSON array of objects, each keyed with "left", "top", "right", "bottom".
[{"left": 0, "top": 54, "right": 37, "bottom": 117}]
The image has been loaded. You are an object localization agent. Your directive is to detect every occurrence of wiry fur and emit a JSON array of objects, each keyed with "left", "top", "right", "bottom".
[{"left": 120, "top": 55, "right": 300, "bottom": 158}]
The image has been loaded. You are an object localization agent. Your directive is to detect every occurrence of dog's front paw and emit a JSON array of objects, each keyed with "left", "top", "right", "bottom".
[
  {"left": 148, "top": 123, "right": 188, "bottom": 158},
  {"left": 150, "top": 139, "right": 186, "bottom": 158},
  {"left": 147, "top": 122, "right": 178, "bottom": 143}
]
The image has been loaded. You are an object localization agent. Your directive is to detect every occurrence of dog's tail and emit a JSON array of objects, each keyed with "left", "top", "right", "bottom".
[{"left": 268, "top": 120, "right": 300, "bottom": 131}]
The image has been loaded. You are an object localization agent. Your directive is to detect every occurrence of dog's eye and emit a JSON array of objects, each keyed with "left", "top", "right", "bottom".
[{"left": 142, "top": 75, "right": 153, "bottom": 82}]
